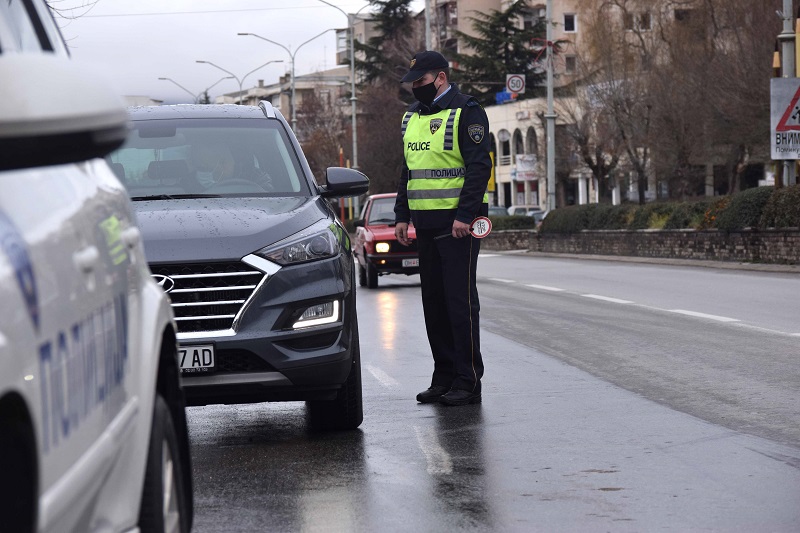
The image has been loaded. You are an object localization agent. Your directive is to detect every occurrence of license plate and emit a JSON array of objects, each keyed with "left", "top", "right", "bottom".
[
  {"left": 179, "top": 345, "right": 215, "bottom": 373},
  {"left": 402, "top": 258, "right": 419, "bottom": 267}
]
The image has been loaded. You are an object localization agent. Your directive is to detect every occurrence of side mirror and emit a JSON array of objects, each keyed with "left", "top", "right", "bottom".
[
  {"left": 353, "top": 219, "right": 365, "bottom": 228},
  {"left": 0, "top": 54, "right": 129, "bottom": 171},
  {"left": 320, "top": 167, "right": 369, "bottom": 198}
]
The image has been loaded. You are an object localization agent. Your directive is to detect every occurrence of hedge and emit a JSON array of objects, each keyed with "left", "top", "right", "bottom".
[
  {"left": 760, "top": 185, "right": 800, "bottom": 228},
  {"left": 539, "top": 186, "right": 799, "bottom": 233}
]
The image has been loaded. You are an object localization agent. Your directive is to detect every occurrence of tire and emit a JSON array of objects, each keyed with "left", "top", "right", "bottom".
[
  {"left": 139, "top": 395, "right": 190, "bottom": 533},
  {"left": 365, "top": 261, "right": 378, "bottom": 289},
  {"left": 307, "top": 320, "right": 363, "bottom": 431},
  {"left": 0, "top": 417, "right": 36, "bottom": 533},
  {"left": 358, "top": 261, "right": 367, "bottom": 287}
]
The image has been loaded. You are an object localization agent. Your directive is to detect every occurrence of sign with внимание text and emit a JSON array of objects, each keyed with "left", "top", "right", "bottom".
[{"left": 771, "top": 78, "right": 800, "bottom": 159}]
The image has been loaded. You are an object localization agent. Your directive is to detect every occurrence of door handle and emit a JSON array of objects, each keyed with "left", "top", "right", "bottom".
[{"left": 73, "top": 245, "right": 99, "bottom": 273}]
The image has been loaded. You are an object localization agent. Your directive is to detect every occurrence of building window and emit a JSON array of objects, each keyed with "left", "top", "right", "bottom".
[
  {"left": 563, "top": 13, "right": 576, "bottom": 32},
  {"left": 336, "top": 30, "right": 348, "bottom": 53},
  {"left": 565, "top": 55, "right": 577, "bottom": 73},
  {"left": 623, "top": 12, "right": 634, "bottom": 30},
  {"left": 523, "top": 6, "right": 544, "bottom": 30},
  {"left": 624, "top": 12, "right": 651, "bottom": 31},
  {"left": 639, "top": 12, "right": 651, "bottom": 30},
  {"left": 498, "top": 129, "right": 511, "bottom": 166}
]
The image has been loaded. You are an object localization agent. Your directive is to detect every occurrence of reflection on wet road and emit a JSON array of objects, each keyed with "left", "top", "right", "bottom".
[{"left": 188, "top": 270, "right": 800, "bottom": 532}]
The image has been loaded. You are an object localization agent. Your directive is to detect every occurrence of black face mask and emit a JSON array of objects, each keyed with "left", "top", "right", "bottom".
[{"left": 413, "top": 80, "right": 439, "bottom": 107}]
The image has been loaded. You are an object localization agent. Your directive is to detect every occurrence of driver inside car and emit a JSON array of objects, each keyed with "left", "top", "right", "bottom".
[
  {"left": 189, "top": 141, "right": 274, "bottom": 192},
  {"left": 190, "top": 142, "right": 236, "bottom": 189}
]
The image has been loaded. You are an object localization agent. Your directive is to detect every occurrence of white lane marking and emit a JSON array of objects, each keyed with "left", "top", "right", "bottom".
[
  {"left": 489, "top": 277, "right": 515, "bottom": 283},
  {"left": 582, "top": 294, "right": 634, "bottom": 304},
  {"left": 732, "top": 323, "right": 800, "bottom": 337},
  {"left": 669, "top": 309, "right": 740, "bottom": 322},
  {"left": 525, "top": 284, "right": 565, "bottom": 292},
  {"left": 414, "top": 425, "right": 453, "bottom": 475},
  {"left": 366, "top": 364, "right": 400, "bottom": 389},
  {"left": 480, "top": 253, "right": 499, "bottom": 258}
]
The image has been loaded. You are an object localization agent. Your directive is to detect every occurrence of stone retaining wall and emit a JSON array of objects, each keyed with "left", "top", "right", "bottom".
[{"left": 482, "top": 229, "right": 800, "bottom": 265}]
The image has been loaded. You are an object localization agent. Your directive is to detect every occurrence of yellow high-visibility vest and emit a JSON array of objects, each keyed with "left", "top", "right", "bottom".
[{"left": 402, "top": 108, "right": 487, "bottom": 211}]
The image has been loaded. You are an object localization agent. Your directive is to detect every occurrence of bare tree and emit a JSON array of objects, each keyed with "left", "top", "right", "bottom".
[
  {"left": 580, "top": 0, "right": 776, "bottom": 200},
  {"left": 560, "top": 88, "right": 623, "bottom": 202},
  {"left": 299, "top": 90, "right": 349, "bottom": 185},
  {"left": 581, "top": 0, "right": 657, "bottom": 204},
  {"left": 356, "top": 85, "right": 409, "bottom": 194}
]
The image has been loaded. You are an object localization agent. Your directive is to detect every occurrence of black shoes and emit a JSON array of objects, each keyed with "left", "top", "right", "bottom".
[
  {"left": 417, "top": 386, "right": 482, "bottom": 406},
  {"left": 439, "top": 389, "right": 482, "bottom": 406},
  {"left": 416, "top": 385, "right": 449, "bottom": 403}
]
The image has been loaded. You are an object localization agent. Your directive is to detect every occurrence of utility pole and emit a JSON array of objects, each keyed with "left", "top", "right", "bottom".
[
  {"left": 424, "top": 0, "right": 431, "bottom": 50},
  {"left": 779, "top": 0, "right": 797, "bottom": 185},
  {"left": 545, "top": 0, "right": 557, "bottom": 210}
]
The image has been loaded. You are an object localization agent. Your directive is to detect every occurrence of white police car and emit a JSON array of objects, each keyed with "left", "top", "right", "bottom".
[{"left": 0, "top": 1, "right": 192, "bottom": 532}]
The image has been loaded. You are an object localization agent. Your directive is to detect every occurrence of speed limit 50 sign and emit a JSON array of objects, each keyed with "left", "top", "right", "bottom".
[{"left": 506, "top": 73, "right": 525, "bottom": 94}]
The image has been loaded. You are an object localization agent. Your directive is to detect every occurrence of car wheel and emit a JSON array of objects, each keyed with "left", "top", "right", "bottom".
[
  {"left": 139, "top": 395, "right": 190, "bottom": 533},
  {"left": 0, "top": 415, "right": 36, "bottom": 533},
  {"left": 366, "top": 261, "right": 378, "bottom": 289},
  {"left": 358, "top": 261, "right": 367, "bottom": 287},
  {"left": 307, "top": 319, "right": 363, "bottom": 431}
]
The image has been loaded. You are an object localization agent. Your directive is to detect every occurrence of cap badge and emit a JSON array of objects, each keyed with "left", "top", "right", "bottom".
[{"left": 410, "top": 58, "right": 416, "bottom": 68}]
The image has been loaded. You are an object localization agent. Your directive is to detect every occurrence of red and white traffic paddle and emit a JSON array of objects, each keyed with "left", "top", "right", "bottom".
[{"left": 469, "top": 216, "right": 492, "bottom": 238}]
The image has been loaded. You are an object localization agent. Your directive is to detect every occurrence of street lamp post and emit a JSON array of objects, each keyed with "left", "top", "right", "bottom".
[
  {"left": 238, "top": 29, "right": 333, "bottom": 131},
  {"left": 158, "top": 77, "right": 199, "bottom": 103},
  {"left": 196, "top": 59, "right": 283, "bottom": 105},
  {"left": 315, "top": 0, "right": 370, "bottom": 172}
]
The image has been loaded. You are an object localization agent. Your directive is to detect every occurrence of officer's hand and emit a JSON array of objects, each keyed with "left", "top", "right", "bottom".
[
  {"left": 395, "top": 222, "right": 410, "bottom": 246},
  {"left": 452, "top": 219, "right": 471, "bottom": 239}
]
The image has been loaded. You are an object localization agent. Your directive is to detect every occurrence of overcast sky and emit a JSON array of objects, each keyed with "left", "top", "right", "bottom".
[{"left": 54, "top": 0, "right": 424, "bottom": 104}]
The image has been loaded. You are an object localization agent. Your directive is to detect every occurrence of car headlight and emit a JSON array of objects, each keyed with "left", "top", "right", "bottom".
[
  {"left": 375, "top": 242, "right": 390, "bottom": 253},
  {"left": 255, "top": 221, "right": 339, "bottom": 266}
]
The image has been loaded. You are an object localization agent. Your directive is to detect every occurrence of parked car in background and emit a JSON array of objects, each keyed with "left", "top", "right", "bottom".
[
  {"left": 508, "top": 205, "right": 547, "bottom": 225},
  {"left": 110, "top": 103, "right": 368, "bottom": 431},
  {"left": 507, "top": 204, "right": 543, "bottom": 217},
  {"left": 353, "top": 193, "right": 419, "bottom": 289},
  {"left": 488, "top": 206, "right": 509, "bottom": 217},
  {"left": 0, "top": 2, "right": 192, "bottom": 531}
]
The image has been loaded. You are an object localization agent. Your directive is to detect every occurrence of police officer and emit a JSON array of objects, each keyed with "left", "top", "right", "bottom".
[{"left": 394, "top": 50, "right": 491, "bottom": 406}]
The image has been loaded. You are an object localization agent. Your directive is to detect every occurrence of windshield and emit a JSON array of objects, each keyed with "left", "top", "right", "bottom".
[
  {"left": 110, "top": 118, "right": 311, "bottom": 199},
  {"left": 367, "top": 197, "right": 397, "bottom": 225}
]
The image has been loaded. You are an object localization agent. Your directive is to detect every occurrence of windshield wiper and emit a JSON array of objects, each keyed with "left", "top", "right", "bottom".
[{"left": 131, "top": 194, "right": 222, "bottom": 201}]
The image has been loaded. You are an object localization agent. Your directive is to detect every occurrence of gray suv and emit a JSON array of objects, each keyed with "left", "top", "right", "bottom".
[{"left": 111, "top": 103, "right": 368, "bottom": 430}]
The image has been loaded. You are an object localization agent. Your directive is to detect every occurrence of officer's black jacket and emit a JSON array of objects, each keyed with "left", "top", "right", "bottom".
[{"left": 395, "top": 83, "right": 491, "bottom": 230}]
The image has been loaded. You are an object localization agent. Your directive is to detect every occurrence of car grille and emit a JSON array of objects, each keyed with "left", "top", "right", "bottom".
[{"left": 151, "top": 262, "right": 265, "bottom": 333}]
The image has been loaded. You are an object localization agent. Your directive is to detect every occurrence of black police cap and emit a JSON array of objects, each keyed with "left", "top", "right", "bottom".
[{"left": 400, "top": 51, "right": 449, "bottom": 83}]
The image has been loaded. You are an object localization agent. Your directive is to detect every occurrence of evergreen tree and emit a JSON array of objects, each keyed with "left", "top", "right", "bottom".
[
  {"left": 355, "top": 0, "right": 422, "bottom": 92},
  {"left": 453, "top": 0, "right": 548, "bottom": 106}
]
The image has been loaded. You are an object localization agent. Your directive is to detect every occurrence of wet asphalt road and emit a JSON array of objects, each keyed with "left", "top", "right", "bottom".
[{"left": 187, "top": 254, "right": 800, "bottom": 532}]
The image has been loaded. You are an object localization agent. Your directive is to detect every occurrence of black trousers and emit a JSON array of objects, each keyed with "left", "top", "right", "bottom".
[{"left": 416, "top": 228, "right": 483, "bottom": 393}]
